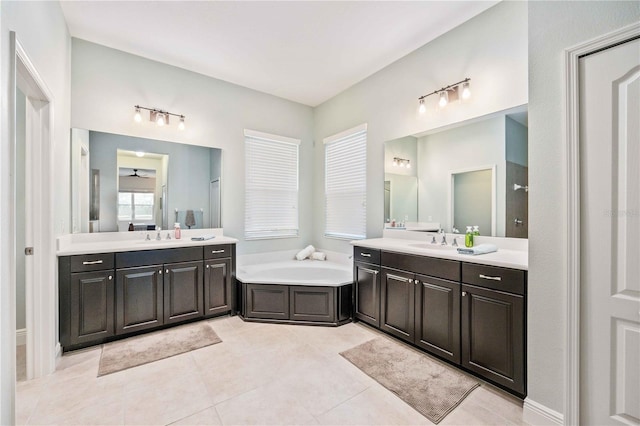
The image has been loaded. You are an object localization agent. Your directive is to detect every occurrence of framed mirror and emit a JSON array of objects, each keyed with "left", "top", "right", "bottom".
[
  {"left": 71, "top": 129, "right": 222, "bottom": 233},
  {"left": 384, "top": 104, "right": 528, "bottom": 238}
]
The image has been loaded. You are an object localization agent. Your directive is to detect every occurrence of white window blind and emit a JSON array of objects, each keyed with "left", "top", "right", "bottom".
[
  {"left": 324, "top": 124, "right": 367, "bottom": 240},
  {"left": 245, "top": 129, "right": 300, "bottom": 240}
]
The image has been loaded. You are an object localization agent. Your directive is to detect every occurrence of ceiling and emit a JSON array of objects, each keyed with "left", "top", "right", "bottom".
[{"left": 60, "top": 1, "right": 498, "bottom": 107}]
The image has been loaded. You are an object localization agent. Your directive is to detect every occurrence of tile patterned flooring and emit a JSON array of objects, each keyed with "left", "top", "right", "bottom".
[{"left": 16, "top": 316, "right": 527, "bottom": 425}]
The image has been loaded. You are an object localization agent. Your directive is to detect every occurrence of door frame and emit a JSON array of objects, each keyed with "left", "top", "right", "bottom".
[
  {"left": 11, "top": 32, "right": 58, "bottom": 380},
  {"left": 564, "top": 22, "right": 640, "bottom": 426}
]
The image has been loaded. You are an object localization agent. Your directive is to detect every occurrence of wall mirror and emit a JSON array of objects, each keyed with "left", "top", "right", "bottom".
[
  {"left": 71, "top": 129, "right": 222, "bottom": 233},
  {"left": 384, "top": 104, "right": 528, "bottom": 238}
]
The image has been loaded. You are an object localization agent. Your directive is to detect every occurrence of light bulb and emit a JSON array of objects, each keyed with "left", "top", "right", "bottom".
[
  {"left": 156, "top": 112, "right": 165, "bottom": 127},
  {"left": 462, "top": 81, "right": 471, "bottom": 100},
  {"left": 178, "top": 116, "right": 185, "bottom": 131},
  {"left": 418, "top": 99, "right": 426, "bottom": 114},
  {"left": 400, "top": 162, "right": 405, "bottom": 168},
  {"left": 438, "top": 91, "right": 448, "bottom": 108},
  {"left": 406, "top": 162, "right": 411, "bottom": 169},
  {"left": 134, "top": 107, "right": 142, "bottom": 123},
  {"left": 393, "top": 159, "right": 398, "bottom": 167}
]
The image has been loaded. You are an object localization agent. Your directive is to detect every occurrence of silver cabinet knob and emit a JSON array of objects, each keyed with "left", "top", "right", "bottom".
[
  {"left": 408, "top": 278, "right": 414, "bottom": 284},
  {"left": 108, "top": 275, "right": 112, "bottom": 280},
  {"left": 415, "top": 280, "right": 420, "bottom": 286},
  {"left": 166, "top": 269, "right": 169, "bottom": 274},
  {"left": 159, "top": 270, "right": 162, "bottom": 275},
  {"left": 206, "top": 265, "right": 209, "bottom": 269},
  {"left": 462, "top": 291, "right": 467, "bottom": 296}
]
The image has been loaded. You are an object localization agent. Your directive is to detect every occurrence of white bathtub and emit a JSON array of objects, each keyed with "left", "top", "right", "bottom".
[{"left": 237, "top": 259, "right": 352, "bottom": 287}]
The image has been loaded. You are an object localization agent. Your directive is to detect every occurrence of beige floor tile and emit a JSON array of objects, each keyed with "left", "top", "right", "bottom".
[
  {"left": 16, "top": 318, "right": 527, "bottom": 426},
  {"left": 316, "top": 385, "right": 433, "bottom": 425},
  {"left": 215, "top": 381, "right": 315, "bottom": 425},
  {"left": 169, "top": 406, "right": 222, "bottom": 425}
]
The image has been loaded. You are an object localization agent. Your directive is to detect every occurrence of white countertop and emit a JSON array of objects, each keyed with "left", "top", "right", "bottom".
[
  {"left": 352, "top": 232, "right": 528, "bottom": 270},
  {"left": 57, "top": 228, "right": 238, "bottom": 256}
]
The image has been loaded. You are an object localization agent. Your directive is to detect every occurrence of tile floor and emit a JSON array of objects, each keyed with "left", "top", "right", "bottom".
[{"left": 16, "top": 316, "right": 527, "bottom": 425}]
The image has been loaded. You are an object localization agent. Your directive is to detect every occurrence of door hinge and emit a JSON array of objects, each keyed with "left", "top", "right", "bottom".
[{"left": 25, "top": 247, "right": 34, "bottom": 255}]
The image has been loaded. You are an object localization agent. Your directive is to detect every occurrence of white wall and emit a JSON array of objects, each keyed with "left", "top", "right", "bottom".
[
  {"left": 312, "top": 1, "right": 527, "bottom": 252},
  {"left": 0, "top": 1, "right": 71, "bottom": 423},
  {"left": 71, "top": 39, "right": 315, "bottom": 254},
  {"left": 417, "top": 115, "right": 505, "bottom": 236},
  {"left": 527, "top": 0, "right": 640, "bottom": 418}
]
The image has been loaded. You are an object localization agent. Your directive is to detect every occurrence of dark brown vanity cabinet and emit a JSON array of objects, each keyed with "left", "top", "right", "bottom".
[
  {"left": 461, "top": 263, "right": 526, "bottom": 395},
  {"left": 203, "top": 244, "right": 234, "bottom": 317},
  {"left": 353, "top": 247, "right": 381, "bottom": 327},
  {"left": 116, "top": 265, "right": 164, "bottom": 334},
  {"left": 59, "top": 253, "right": 116, "bottom": 347},
  {"left": 59, "top": 244, "right": 236, "bottom": 351},
  {"left": 380, "top": 252, "right": 461, "bottom": 364}
]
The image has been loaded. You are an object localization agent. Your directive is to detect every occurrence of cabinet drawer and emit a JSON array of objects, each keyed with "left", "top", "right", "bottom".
[
  {"left": 381, "top": 251, "right": 460, "bottom": 281},
  {"left": 204, "top": 244, "right": 232, "bottom": 260},
  {"left": 70, "top": 253, "right": 115, "bottom": 273},
  {"left": 116, "top": 247, "right": 202, "bottom": 268},
  {"left": 353, "top": 247, "right": 380, "bottom": 265},
  {"left": 462, "top": 263, "right": 525, "bottom": 295}
]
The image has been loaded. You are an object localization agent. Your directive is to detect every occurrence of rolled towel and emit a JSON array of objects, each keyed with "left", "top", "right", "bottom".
[
  {"left": 457, "top": 244, "right": 498, "bottom": 255},
  {"left": 295, "top": 245, "right": 315, "bottom": 261},
  {"left": 310, "top": 251, "right": 326, "bottom": 261}
]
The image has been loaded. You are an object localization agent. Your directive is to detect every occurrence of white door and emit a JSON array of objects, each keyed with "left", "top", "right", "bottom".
[{"left": 580, "top": 38, "right": 640, "bottom": 425}]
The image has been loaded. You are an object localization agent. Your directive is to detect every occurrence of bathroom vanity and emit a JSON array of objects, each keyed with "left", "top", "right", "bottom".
[
  {"left": 353, "top": 234, "right": 527, "bottom": 397},
  {"left": 57, "top": 230, "right": 237, "bottom": 352}
]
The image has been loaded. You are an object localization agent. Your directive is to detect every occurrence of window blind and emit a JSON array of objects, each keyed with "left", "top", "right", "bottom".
[
  {"left": 245, "top": 130, "right": 300, "bottom": 240},
  {"left": 324, "top": 124, "right": 367, "bottom": 239}
]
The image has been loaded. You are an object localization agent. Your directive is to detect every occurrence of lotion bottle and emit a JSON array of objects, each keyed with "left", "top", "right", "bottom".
[
  {"left": 174, "top": 222, "right": 182, "bottom": 239},
  {"left": 465, "top": 226, "right": 474, "bottom": 248}
]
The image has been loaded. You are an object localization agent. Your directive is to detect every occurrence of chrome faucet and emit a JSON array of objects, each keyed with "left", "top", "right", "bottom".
[
  {"left": 156, "top": 230, "right": 162, "bottom": 241},
  {"left": 439, "top": 228, "right": 447, "bottom": 245},
  {"left": 145, "top": 233, "right": 151, "bottom": 241},
  {"left": 430, "top": 234, "right": 437, "bottom": 244},
  {"left": 452, "top": 237, "right": 459, "bottom": 247}
]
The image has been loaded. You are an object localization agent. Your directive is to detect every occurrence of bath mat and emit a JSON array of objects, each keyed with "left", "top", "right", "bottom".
[
  {"left": 98, "top": 322, "right": 221, "bottom": 376},
  {"left": 340, "top": 337, "right": 479, "bottom": 424}
]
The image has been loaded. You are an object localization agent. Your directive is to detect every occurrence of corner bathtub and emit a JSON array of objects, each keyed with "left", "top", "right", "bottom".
[{"left": 236, "top": 260, "right": 353, "bottom": 326}]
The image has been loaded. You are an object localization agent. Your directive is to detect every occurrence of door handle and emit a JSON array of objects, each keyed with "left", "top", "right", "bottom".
[
  {"left": 360, "top": 252, "right": 371, "bottom": 257},
  {"left": 210, "top": 249, "right": 225, "bottom": 254},
  {"left": 386, "top": 274, "right": 410, "bottom": 283},
  {"left": 82, "top": 260, "right": 103, "bottom": 265},
  {"left": 360, "top": 267, "right": 379, "bottom": 275}
]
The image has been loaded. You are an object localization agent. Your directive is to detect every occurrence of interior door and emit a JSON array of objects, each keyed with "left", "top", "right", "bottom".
[{"left": 580, "top": 37, "right": 640, "bottom": 425}]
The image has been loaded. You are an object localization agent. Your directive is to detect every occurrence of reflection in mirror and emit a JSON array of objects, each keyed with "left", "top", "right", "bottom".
[
  {"left": 383, "top": 105, "right": 528, "bottom": 238},
  {"left": 71, "top": 129, "right": 222, "bottom": 233}
]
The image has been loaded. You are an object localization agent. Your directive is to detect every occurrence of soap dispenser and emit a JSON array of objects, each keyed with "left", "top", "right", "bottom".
[
  {"left": 473, "top": 225, "right": 480, "bottom": 236},
  {"left": 174, "top": 222, "right": 182, "bottom": 239},
  {"left": 465, "top": 226, "right": 474, "bottom": 248}
]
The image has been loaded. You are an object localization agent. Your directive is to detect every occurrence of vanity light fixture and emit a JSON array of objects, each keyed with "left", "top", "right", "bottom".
[
  {"left": 417, "top": 77, "right": 471, "bottom": 114},
  {"left": 135, "top": 151, "right": 145, "bottom": 158},
  {"left": 133, "top": 105, "right": 186, "bottom": 130},
  {"left": 393, "top": 157, "right": 411, "bottom": 168}
]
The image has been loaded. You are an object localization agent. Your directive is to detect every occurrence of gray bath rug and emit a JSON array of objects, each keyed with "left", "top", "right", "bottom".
[
  {"left": 98, "top": 322, "right": 222, "bottom": 376},
  {"left": 340, "top": 337, "right": 479, "bottom": 424}
]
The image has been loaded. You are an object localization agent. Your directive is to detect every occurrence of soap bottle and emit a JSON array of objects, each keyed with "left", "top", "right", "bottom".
[
  {"left": 473, "top": 225, "right": 480, "bottom": 236},
  {"left": 174, "top": 222, "right": 181, "bottom": 239},
  {"left": 465, "top": 226, "right": 474, "bottom": 248}
]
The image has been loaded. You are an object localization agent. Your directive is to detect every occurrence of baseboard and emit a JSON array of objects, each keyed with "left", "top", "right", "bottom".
[
  {"left": 16, "top": 328, "right": 27, "bottom": 346},
  {"left": 523, "top": 398, "right": 564, "bottom": 425}
]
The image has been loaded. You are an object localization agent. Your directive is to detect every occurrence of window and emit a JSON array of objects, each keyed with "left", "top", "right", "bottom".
[
  {"left": 244, "top": 129, "right": 300, "bottom": 239},
  {"left": 118, "top": 192, "right": 154, "bottom": 221},
  {"left": 324, "top": 124, "right": 367, "bottom": 239}
]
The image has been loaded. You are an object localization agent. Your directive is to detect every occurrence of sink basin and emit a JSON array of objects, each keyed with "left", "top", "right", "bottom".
[
  {"left": 408, "top": 243, "right": 457, "bottom": 251},
  {"left": 136, "top": 238, "right": 177, "bottom": 244}
]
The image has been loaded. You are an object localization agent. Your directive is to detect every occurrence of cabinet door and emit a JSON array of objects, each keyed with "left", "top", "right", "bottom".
[
  {"left": 354, "top": 262, "right": 381, "bottom": 327},
  {"left": 246, "top": 284, "right": 289, "bottom": 320},
  {"left": 70, "top": 270, "right": 115, "bottom": 345},
  {"left": 414, "top": 275, "right": 460, "bottom": 363},
  {"left": 204, "top": 258, "right": 231, "bottom": 317},
  {"left": 164, "top": 261, "right": 204, "bottom": 324},
  {"left": 380, "top": 268, "right": 415, "bottom": 342},
  {"left": 290, "top": 286, "right": 335, "bottom": 323},
  {"left": 461, "top": 284, "right": 525, "bottom": 395},
  {"left": 116, "top": 266, "right": 164, "bottom": 334}
]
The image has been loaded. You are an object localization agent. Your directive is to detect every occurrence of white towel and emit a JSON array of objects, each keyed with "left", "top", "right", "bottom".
[
  {"left": 310, "top": 252, "right": 326, "bottom": 261},
  {"left": 457, "top": 244, "right": 498, "bottom": 255},
  {"left": 295, "top": 245, "right": 315, "bottom": 260}
]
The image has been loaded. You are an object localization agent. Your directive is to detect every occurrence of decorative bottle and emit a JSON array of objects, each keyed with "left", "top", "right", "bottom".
[
  {"left": 465, "top": 226, "right": 474, "bottom": 248},
  {"left": 473, "top": 225, "right": 480, "bottom": 236},
  {"left": 174, "top": 222, "right": 181, "bottom": 239}
]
